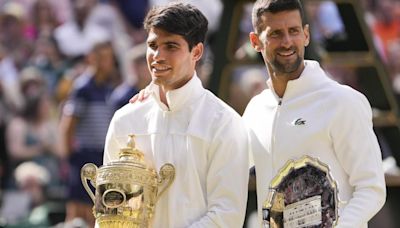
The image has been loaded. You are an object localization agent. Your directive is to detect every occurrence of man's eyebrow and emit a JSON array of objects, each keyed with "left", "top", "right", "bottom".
[
  {"left": 164, "top": 41, "right": 180, "bottom": 46},
  {"left": 289, "top": 25, "right": 302, "bottom": 29},
  {"left": 268, "top": 25, "right": 302, "bottom": 33},
  {"left": 147, "top": 40, "right": 155, "bottom": 45},
  {"left": 147, "top": 40, "right": 180, "bottom": 45}
]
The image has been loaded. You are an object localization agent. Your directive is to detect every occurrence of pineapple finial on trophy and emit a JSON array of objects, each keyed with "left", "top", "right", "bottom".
[{"left": 118, "top": 134, "right": 145, "bottom": 163}]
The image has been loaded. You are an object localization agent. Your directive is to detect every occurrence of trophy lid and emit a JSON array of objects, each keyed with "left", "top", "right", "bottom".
[{"left": 115, "top": 134, "right": 147, "bottom": 168}]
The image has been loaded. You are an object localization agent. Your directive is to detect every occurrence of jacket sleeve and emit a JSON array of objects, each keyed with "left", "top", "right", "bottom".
[
  {"left": 188, "top": 114, "right": 250, "bottom": 228},
  {"left": 331, "top": 90, "right": 386, "bottom": 228},
  {"left": 103, "top": 111, "right": 122, "bottom": 164}
]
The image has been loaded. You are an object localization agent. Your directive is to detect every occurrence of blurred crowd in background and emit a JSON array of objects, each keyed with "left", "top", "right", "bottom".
[{"left": 0, "top": 0, "right": 398, "bottom": 227}]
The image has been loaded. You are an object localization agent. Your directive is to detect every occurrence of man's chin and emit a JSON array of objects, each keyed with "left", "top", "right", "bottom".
[
  {"left": 152, "top": 78, "right": 167, "bottom": 87},
  {"left": 273, "top": 59, "right": 301, "bottom": 74}
]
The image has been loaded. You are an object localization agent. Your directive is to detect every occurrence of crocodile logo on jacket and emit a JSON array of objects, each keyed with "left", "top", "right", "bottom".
[{"left": 293, "top": 118, "right": 306, "bottom": 126}]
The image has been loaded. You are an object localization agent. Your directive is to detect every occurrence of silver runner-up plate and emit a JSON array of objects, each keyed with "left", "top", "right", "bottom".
[{"left": 262, "top": 156, "right": 338, "bottom": 228}]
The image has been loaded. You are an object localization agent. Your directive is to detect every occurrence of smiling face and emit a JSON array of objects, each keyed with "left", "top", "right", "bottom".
[
  {"left": 146, "top": 27, "right": 203, "bottom": 91},
  {"left": 250, "top": 10, "right": 310, "bottom": 80}
]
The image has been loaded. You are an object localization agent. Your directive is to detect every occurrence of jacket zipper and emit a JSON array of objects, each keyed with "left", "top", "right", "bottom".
[{"left": 270, "top": 98, "right": 282, "bottom": 172}]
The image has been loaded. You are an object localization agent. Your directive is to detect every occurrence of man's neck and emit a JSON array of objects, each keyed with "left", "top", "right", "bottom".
[
  {"left": 270, "top": 75, "right": 288, "bottom": 98},
  {"left": 268, "top": 62, "right": 306, "bottom": 98},
  {"left": 159, "top": 86, "right": 169, "bottom": 108}
]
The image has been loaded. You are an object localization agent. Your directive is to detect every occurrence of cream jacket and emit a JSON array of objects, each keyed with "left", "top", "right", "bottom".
[
  {"left": 243, "top": 60, "right": 386, "bottom": 228},
  {"left": 104, "top": 74, "right": 249, "bottom": 228}
]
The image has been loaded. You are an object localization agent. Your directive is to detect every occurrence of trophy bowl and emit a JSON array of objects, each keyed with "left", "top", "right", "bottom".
[
  {"left": 81, "top": 134, "right": 175, "bottom": 228},
  {"left": 262, "top": 156, "right": 338, "bottom": 228}
]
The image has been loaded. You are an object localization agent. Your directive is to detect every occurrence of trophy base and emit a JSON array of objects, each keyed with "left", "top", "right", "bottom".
[{"left": 97, "top": 215, "right": 150, "bottom": 228}]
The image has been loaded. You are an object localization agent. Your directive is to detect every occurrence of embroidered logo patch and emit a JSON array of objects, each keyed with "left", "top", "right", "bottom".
[{"left": 293, "top": 118, "right": 306, "bottom": 126}]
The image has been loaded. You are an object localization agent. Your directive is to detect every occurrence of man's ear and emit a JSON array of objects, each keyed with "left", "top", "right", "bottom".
[
  {"left": 304, "top": 24, "right": 310, "bottom": 47},
  {"left": 249, "top": 32, "right": 262, "bottom": 52},
  {"left": 192, "top": 43, "right": 204, "bottom": 61}
]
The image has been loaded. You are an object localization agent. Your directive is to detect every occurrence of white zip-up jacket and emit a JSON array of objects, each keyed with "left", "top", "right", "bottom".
[
  {"left": 243, "top": 60, "right": 386, "bottom": 228},
  {"left": 104, "top": 74, "right": 249, "bottom": 228}
]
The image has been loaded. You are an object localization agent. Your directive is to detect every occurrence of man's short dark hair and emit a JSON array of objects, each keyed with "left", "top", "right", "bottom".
[
  {"left": 252, "top": 0, "right": 306, "bottom": 34},
  {"left": 144, "top": 2, "right": 208, "bottom": 50}
]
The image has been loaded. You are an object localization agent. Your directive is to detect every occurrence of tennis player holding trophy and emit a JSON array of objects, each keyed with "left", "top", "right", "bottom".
[{"left": 90, "top": 2, "right": 250, "bottom": 228}]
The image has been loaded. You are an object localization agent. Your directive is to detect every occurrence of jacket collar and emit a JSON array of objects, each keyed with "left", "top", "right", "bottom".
[
  {"left": 147, "top": 72, "right": 205, "bottom": 111},
  {"left": 266, "top": 60, "right": 331, "bottom": 103}
]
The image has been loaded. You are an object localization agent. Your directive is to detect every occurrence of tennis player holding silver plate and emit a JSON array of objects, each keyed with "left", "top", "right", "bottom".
[{"left": 244, "top": 0, "right": 386, "bottom": 227}]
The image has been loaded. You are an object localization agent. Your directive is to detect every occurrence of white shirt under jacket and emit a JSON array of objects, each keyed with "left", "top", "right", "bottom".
[
  {"left": 242, "top": 60, "right": 386, "bottom": 228},
  {"left": 104, "top": 74, "right": 249, "bottom": 228}
]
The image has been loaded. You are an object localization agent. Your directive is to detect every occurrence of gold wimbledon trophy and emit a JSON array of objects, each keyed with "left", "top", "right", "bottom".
[
  {"left": 81, "top": 134, "right": 175, "bottom": 228},
  {"left": 262, "top": 156, "right": 338, "bottom": 228}
]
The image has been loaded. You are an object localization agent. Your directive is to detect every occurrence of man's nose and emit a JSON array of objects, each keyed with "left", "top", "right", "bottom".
[
  {"left": 281, "top": 33, "right": 293, "bottom": 48},
  {"left": 153, "top": 49, "right": 164, "bottom": 61}
]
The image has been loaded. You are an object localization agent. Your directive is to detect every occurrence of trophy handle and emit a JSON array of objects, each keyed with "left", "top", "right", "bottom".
[
  {"left": 157, "top": 163, "right": 175, "bottom": 202},
  {"left": 81, "top": 163, "right": 98, "bottom": 204}
]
